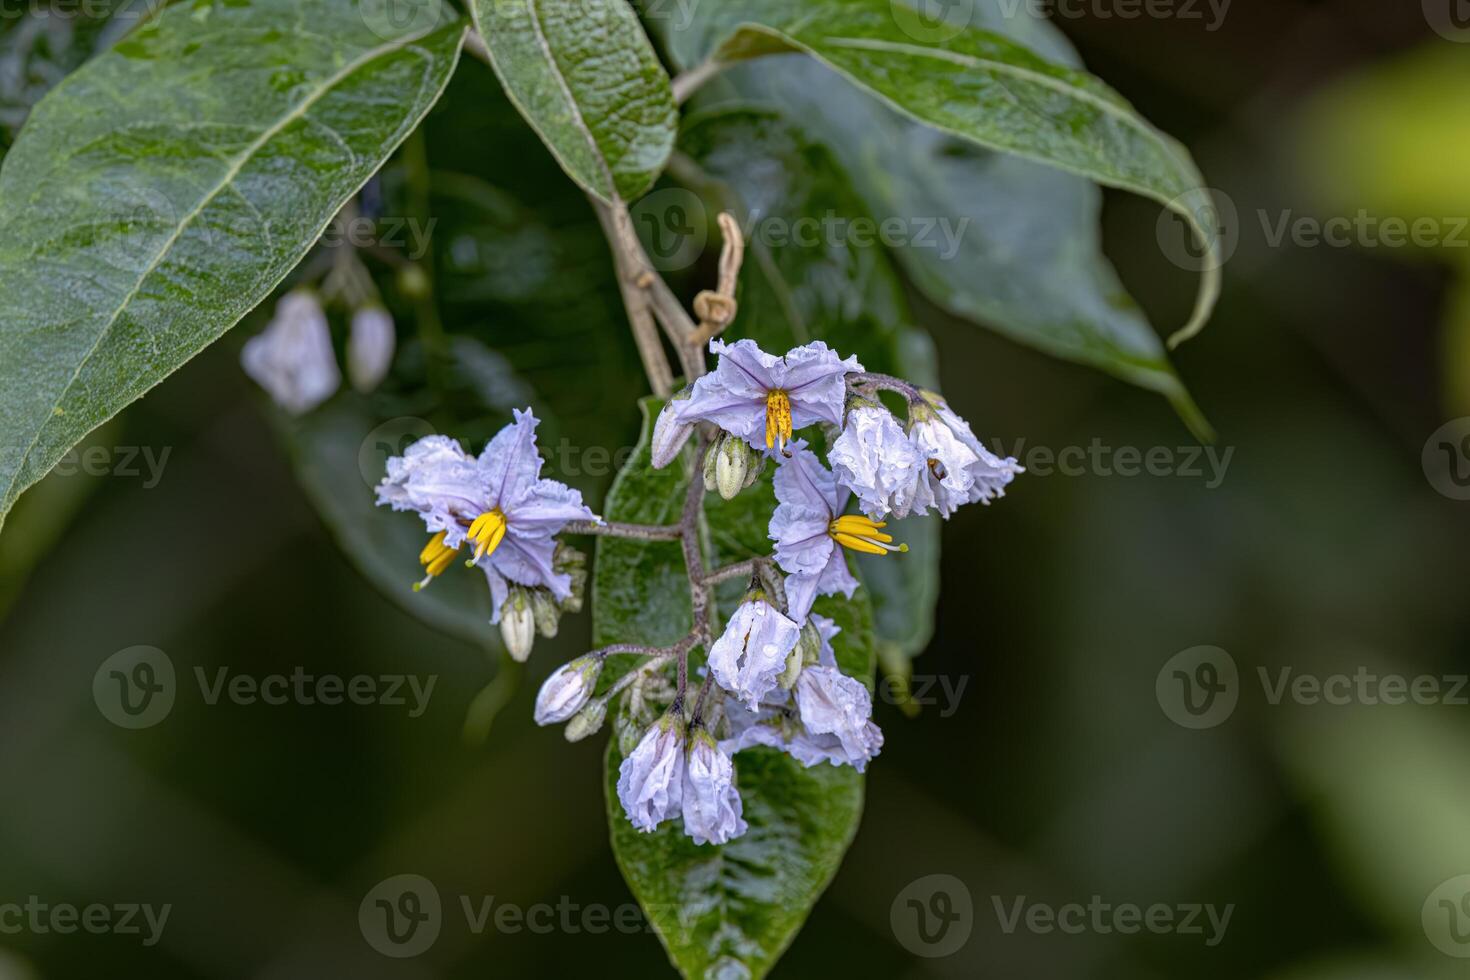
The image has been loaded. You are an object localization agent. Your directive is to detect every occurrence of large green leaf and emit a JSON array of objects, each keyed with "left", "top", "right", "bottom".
[
  {"left": 469, "top": 0, "right": 676, "bottom": 202},
  {"left": 0, "top": 0, "right": 466, "bottom": 533},
  {"left": 665, "top": 0, "right": 1221, "bottom": 355},
  {"left": 595, "top": 399, "right": 876, "bottom": 978},
  {"left": 697, "top": 53, "right": 1209, "bottom": 437},
  {"left": 679, "top": 108, "right": 941, "bottom": 663}
]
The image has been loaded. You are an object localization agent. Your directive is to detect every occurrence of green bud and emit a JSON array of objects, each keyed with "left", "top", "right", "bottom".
[
  {"left": 531, "top": 589, "right": 561, "bottom": 638},
  {"left": 702, "top": 440, "right": 720, "bottom": 492},
  {"left": 565, "top": 700, "right": 608, "bottom": 742},
  {"left": 715, "top": 434, "right": 748, "bottom": 500}
]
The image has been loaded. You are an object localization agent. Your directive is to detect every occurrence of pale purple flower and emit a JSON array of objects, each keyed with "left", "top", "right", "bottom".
[
  {"left": 241, "top": 290, "right": 340, "bottom": 414},
  {"left": 376, "top": 410, "right": 598, "bottom": 620},
  {"left": 769, "top": 442, "right": 907, "bottom": 622},
  {"left": 830, "top": 405, "right": 922, "bottom": 519},
  {"left": 674, "top": 339, "right": 863, "bottom": 456},
  {"left": 707, "top": 596, "right": 800, "bottom": 710},
  {"left": 347, "top": 305, "right": 396, "bottom": 392},
  {"left": 907, "top": 396, "right": 1023, "bottom": 518},
  {"left": 617, "top": 713, "right": 686, "bottom": 832},
  {"left": 534, "top": 656, "right": 601, "bottom": 725},
  {"left": 682, "top": 729, "right": 748, "bottom": 845}
]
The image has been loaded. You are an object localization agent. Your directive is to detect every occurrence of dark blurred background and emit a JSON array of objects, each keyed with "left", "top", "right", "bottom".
[{"left": 3, "top": 1, "right": 1470, "bottom": 978}]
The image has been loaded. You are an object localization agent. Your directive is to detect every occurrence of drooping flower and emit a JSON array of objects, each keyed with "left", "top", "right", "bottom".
[
  {"left": 347, "top": 305, "right": 396, "bottom": 392},
  {"left": 829, "top": 403, "right": 923, "bottom": 519},
  {"left": 240, "top": 290, "right": 340, "bottom": 415},
  {"left": 906, "top": 393, "right": 1023, "bottom": 518},
  {"left": 375, "top": 409, "right": 598, "bottom": 622},
  {"left": 707, "top": 594, "right": 801, "bottom": 710},
  {"left": 534, "top": 655, "right": 601, "bottom": 726},
  {"left": 617, "top": 712, "right": 686, "bottom": 832},
  {"left": 720, "top": 616, "right": 883, "bottom": 773},
  {"left": 682, "top": 728, "right": 748, "bottom": 846},
  {"left": 674, "top": 340, "right": 863, "bottom": 457},
  {"left": 769, "top": 442, "right": 906, "bottom": 622}
]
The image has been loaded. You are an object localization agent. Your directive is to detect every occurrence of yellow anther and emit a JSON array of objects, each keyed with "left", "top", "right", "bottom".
[
  {"left": 765, "top": 389, "right": 793, "bottom": 455},
  {"left": 414, "top": 531, "right": 461, "bottom": 591},
  {"left": 466, "top": 508, "right": 508, "bottom": 565},
  {"left": 829, "top": 514, "right": 908, "bottom": 556},
  {"left": 419, "top": 530, "right": 450, "bottom": 565}
]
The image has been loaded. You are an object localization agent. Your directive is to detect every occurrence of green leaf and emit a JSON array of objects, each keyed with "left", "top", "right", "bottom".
[
  {"left": 469, "top": 0, "right": 676, "bottom": 202},
  {"left": 677, "top": 108, "right": 941, "bottom": 663},
  {"left": 665, "top": 0, "right": 1221, "bottom": 354},
  {"left": 0, "top": 0, "right": 465, "bottom": 534},
  {"left": 696, "top": 54, "right": 1210, "bottom": 437},
  {"left": 595, "top": 399, "right": 876, "bottom": 978}
]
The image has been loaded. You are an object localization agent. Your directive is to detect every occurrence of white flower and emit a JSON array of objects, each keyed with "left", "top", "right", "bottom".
[
  {"left": 681, "top": 729, "right": 747, "bottom": 846},
  {"left": 347, "top": 305, "right": 396, "bottom": 392},
  {"left": 617, "top": 713, "right": 686, "bottom": 832},
  {"left": 795, "top": 666, "right": 883, "bottom": 771},
  {"left": 240, "top": 290, "right": 340, "bottom": 414},
  {"left": 906, "top": 395, "right": 1022, "bottom": 518},
  {"left": 500, "top": 588, "right": 536, "bottom": 662},
  {"left": 708, "top": 597, "right": 801, "bottom": 710},
  {"left": 830, "top": 405, "right": 922, "bottom": 519},
  {"left": 534, "top": 656, "right": 600, "bottom": 725}
]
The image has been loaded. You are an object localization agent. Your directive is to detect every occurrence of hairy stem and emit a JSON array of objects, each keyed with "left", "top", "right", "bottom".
[{"left": 565, "top": 519, "right": 682, "bottom": 541}]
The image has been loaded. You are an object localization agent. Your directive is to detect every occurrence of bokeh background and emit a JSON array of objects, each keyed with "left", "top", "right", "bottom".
[{"left": 3, "top": 1, "right": 1470, "bottom": 977}]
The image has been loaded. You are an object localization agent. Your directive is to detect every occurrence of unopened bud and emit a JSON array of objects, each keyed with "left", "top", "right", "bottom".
[
  {"left": 531, "top": 589, "right": 561, "bottom": 638},
  {"left": 565, "top": 700, "right": 608, "bottom": 742},
  {"left": 347, "top": 305, "right": 396, "bottom": 392},
  {"left": 650, "top": 392, "right": 693, "bottom": 469},
  {"left": 797, "top": 620, "right": 823, "bottom": 666},
  {"left": 534, "top": 655, "right": 601, "bottom": 725},
  {"left": 499, "top": 588, "right": 536, "bottom": 662},
  {"left": 615, "top": 712, "right": 643, "bottom": 756},
  {"left": 778, "top": 645, "right": 804, "bottom": 690},
  {"left": 715, "top": 435, "right": 748, "bottom": 501}
]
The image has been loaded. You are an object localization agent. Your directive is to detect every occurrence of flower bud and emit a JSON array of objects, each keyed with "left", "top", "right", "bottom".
[
  {"left": 650, "top": 391, "right": 693, "bottom": 469},
  {"left": 565, "top": 700, "right": 608, "bottom": 742},
  {"left": 347, "top": 305, "right": 396, "bottom": 392},
  {"left": 797, "top": 620, "right": 824, "bottom": 666},
  {"left": 499, "top": 587, "right": 535, "bottom": 662},
  {"left": 702, "top": 439, "right": 720, "bottom": 492},
  {"left": 534, "top": 655, "right": 601, "bottom": 725},
  {"left": 715, "top": 434, "right": 748, "bottom": 501},
  {"left": 615, "top": 712, "right": 644, "bottom": 757},
  {"left": 531, "top": 589, "right": 561, "bottom": 638},
  {"left": 778, "top": 644, "right": 805, "bottom": 690}
]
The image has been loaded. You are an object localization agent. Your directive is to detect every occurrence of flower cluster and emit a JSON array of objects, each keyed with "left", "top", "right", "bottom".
[{"left": 373, "top": 336, "right": 1020, "bottom": 849}]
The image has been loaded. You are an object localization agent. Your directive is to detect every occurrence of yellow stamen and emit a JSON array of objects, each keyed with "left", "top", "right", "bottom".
[
  {"left": 414, "top": 531, "right": 461, "bottom": 591},
  {"left": 829, "top": 514, "right": 908, "bottom": 556},
  {"left": 465, "top": 507, "right": 508, "bottom": 566},
  {"left": 765, "top": 389, "right": 793, "bottom": 456}
]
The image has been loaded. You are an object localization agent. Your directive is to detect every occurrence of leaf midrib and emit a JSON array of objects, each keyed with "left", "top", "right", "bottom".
[{"left": 3, "top": 27, "right": 446, "bottom": 506}]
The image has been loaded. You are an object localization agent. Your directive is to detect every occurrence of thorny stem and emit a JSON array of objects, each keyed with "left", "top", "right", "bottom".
[
  {"left": 849, "top": 371, "right": 923, "bottom": 401},
  {"left": 565, "top": 519, "right": 682, "bottom": 542}
]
